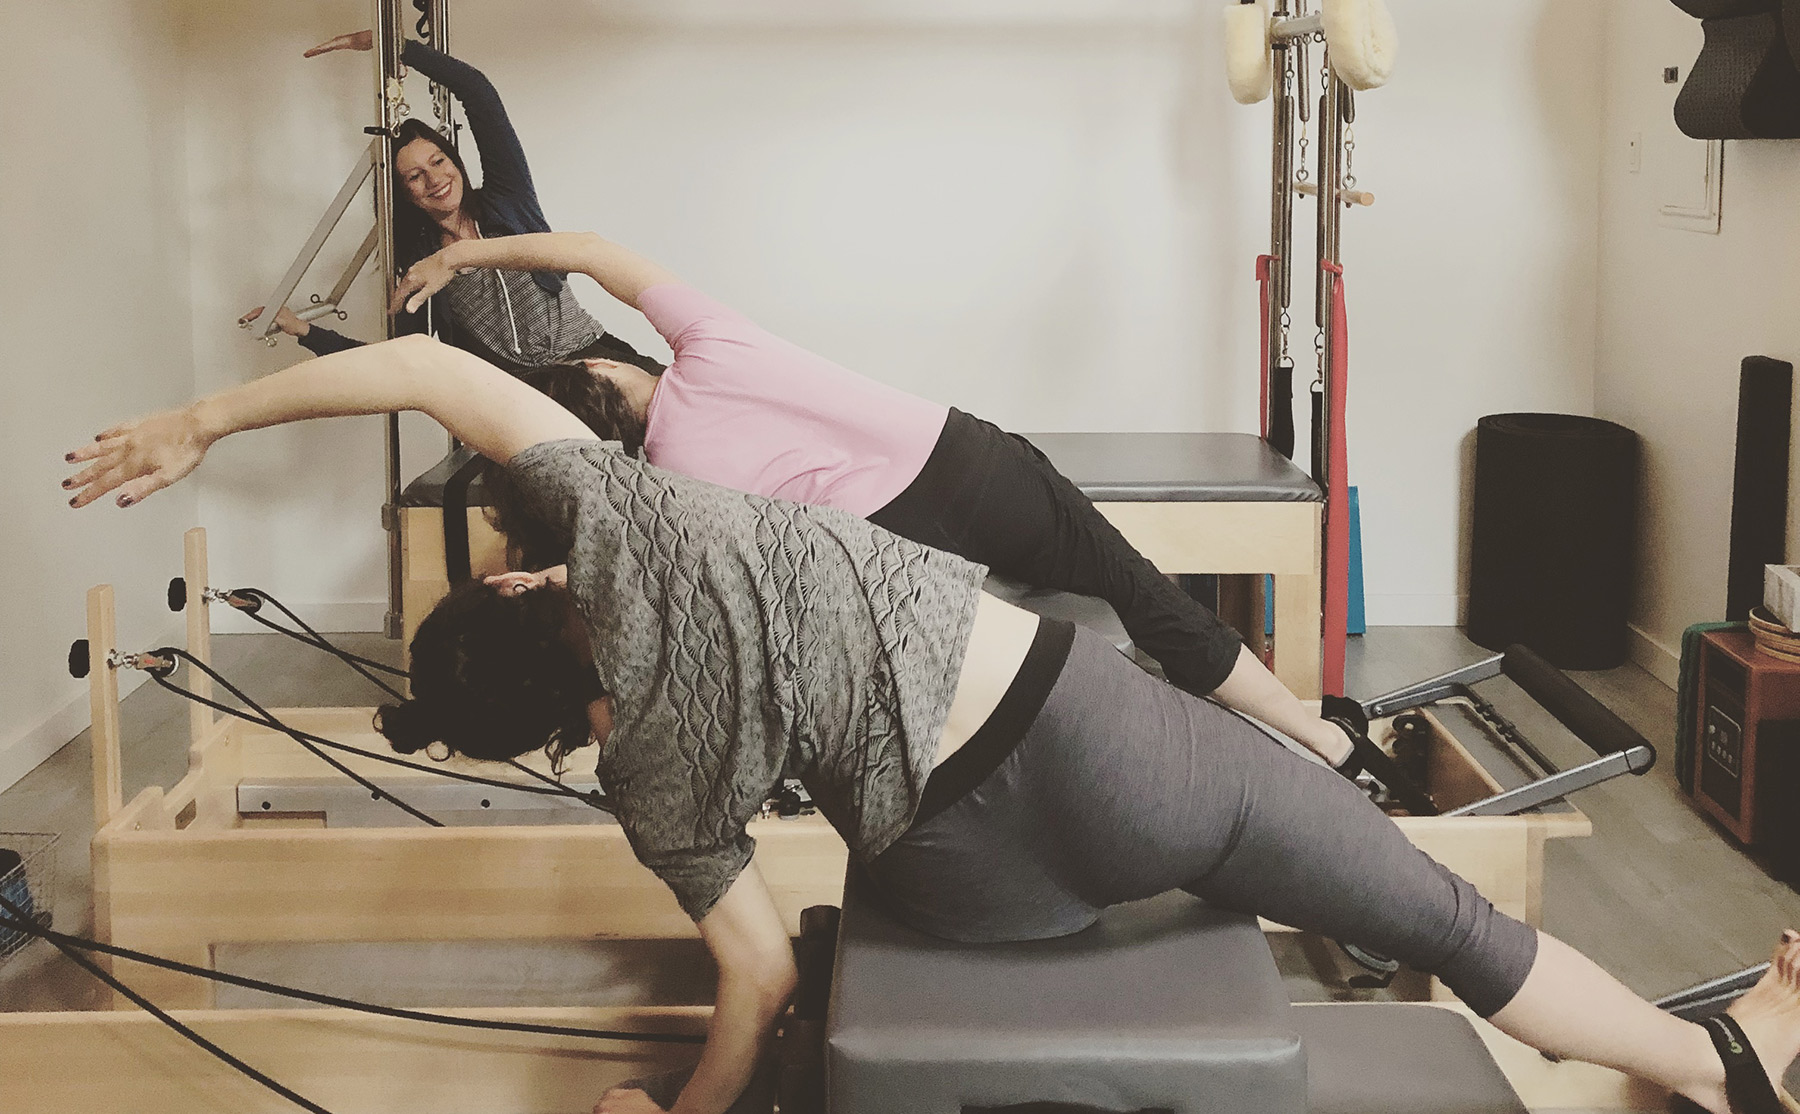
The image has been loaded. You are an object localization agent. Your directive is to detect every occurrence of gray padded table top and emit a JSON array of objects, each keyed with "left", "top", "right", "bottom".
[
  {"left": 399, "top": 447, "right": 489, "bottom": 508},
  {"left": 826, "top": 874, "right": 1305, "bottom": 1114},
  {"left": 1292, "top": 1004, "right": 1527, "bottom": 1114},
  {"left": 399, "top": 432, "right": 1323, "bottom": 509},
  {"left": 1022, "top": 431, "right": 1322, "bottom": 503}
]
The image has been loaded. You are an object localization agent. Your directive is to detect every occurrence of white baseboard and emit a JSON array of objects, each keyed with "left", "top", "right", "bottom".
[
  {"left": 1626, "top": 623, "right": 1681, "bottom": 691},
  {"left": 0, "top": 620, "right": 184, "bottom": 796},
  {"left": 1363, "top": 593, "right": 1466, "bottom": 627},
  {"left": 208, "top": 600, "right": 388, "bottom": 635}
]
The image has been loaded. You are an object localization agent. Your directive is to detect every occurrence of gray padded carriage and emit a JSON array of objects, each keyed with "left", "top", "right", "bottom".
[
  {"left": 826, "top": 875, "right": 1307, "bottom": 1114},
  {"left": 825, "top": 874, "right": 1531, "bottom": 1114}
]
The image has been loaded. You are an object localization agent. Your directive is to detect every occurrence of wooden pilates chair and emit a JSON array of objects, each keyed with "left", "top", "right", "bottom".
[{"left": 397, "top": 431, "right": 1329, "bottom": 698}]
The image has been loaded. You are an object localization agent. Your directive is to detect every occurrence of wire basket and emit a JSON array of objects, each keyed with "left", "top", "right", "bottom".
[{"left": 0, "top": 832, "right": 57, "bottom": 964}]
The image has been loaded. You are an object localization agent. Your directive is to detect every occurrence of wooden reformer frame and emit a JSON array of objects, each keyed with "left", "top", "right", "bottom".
[
  {"left": 86, "top": 527, "right": 1585, "bottom": 1014},
  {"left": 0, "top": 1002, "right": 1670, "bottom": 1114}
]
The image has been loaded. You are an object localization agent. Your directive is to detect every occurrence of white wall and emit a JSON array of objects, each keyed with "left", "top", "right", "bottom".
[
  {"left": 171, "top": 0, "right": 1609, "bottom": 632},
  {"left": 1594, "top": 0, "right": 1800, "bottom": 685},
  {"left": 0, "top": 0, "right": 1618, "bottom": 787},
  {"left": 0, "top": 1, "right": 199, "bottom": 791}
]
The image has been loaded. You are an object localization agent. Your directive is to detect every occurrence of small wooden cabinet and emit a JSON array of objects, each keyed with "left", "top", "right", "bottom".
[{"left": 1693, "top": 630, "right": 1800, "bottom": 846}]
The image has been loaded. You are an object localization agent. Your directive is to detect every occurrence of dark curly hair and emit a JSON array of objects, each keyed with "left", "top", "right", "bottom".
[
  {"left": 480, "top": 363, "right": 648, "bottom": 571},
  {"left": 375, "top": 580, "right": 604, "bottom": 765},
  {"left": 519, "top": 363, "right": 648, "bottom": 455}
]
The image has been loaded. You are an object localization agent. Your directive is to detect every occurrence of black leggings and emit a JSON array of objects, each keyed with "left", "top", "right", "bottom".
[
  {"left": 871, "top": 625, "right": 1540, "bottom": 1019},
  {"left": 869, "top": 408, "right": 1244, "bottom": 695}
]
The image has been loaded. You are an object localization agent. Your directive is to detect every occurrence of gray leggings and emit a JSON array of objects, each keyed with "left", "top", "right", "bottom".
[{"left": 870, "top": 625, "right": 1539, "bottom": 1018}]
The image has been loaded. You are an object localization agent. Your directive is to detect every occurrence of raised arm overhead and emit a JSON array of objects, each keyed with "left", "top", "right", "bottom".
[
  {"left": 394, "top": 231, "right": 680, "bottom": 315},
  {"left": 63, "top": 336, "right": 594, "bottom": 509}
]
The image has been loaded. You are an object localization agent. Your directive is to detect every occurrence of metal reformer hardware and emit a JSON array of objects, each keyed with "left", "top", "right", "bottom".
[{"left": 110, "top": 649, "right": 175, "bottom": 676}]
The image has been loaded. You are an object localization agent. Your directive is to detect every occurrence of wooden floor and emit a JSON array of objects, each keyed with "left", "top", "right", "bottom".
[{"left": 2, "top": 626, "right": 1795, "bottom": 1021}]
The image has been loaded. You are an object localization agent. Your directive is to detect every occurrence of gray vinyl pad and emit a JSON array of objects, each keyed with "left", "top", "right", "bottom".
[
  {"left": 1291, "top": 1004, "right": 1527, "bottom": 1114},
  {"left": 825, "top": 875, "right": 1306, "bottom": 1114},
  {"left": 398, "top": 432, "right": 1323, "bottom": 509},
  {"left": 1022, "top": 432, "right": 1322, "bottom": 503}
]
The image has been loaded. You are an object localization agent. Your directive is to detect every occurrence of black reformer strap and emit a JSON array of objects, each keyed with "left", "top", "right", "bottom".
[
  {"left": 175, "top": 590, "right": 612, "bottom": 812},
  {"left": 154, "top": 647, "right": 444, "bottom": 827},
  {"left": 441, "top": 451, "right": 488, "bottom": 584},
  {"left": 0, "top": 891, "right": 340, "bottom": 1114}
]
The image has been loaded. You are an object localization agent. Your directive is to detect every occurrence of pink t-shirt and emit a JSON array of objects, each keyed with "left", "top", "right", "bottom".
[{"left": 636, "top": 284, "right": 949, "bottom": 517}]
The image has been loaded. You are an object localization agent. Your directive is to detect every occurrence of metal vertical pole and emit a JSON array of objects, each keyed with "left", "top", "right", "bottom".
[
  {"left": 374, "top": 0, "right": 406, "bottom": 639},
  {"left": 1266, "top": 0, "right": 1295, "bottom": 408},
  {"left": 428, "top": 0, "right": 453, "bottom": 125}
]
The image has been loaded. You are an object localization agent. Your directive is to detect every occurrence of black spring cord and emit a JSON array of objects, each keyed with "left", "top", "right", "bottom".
[
  {"left": 0, "top": 901, "right": 702, "bottom": 1045},
  {"left": 219, "top": 589, "right": 609, "bottom": 813},
  {"left": 0, "top": 890, "right": 341, "bottom": 1114},
  {"left": 154, "top": 647, "right": 442, "bottom": 827},
  {"left": 155, "top": 667, "right": 608, "bottom": 808},
  {"left": 232, "top": 587, "right": 408, "bottom": 695}
]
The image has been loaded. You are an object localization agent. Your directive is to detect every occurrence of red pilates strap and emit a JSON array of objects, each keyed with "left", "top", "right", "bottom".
[{"left": 1321, "top": 261, "right": 1349, "bottom": 698}]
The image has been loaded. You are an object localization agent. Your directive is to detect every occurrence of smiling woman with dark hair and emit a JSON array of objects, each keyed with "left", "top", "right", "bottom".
[
  {"left": 238, "top": 32, "right": 661, "bottom": 376},
  {"left": 65, "top": 334, "right": 1800, "bottom": 1114}
]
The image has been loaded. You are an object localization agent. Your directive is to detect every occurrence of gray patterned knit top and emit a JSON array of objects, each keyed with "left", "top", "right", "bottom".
[{"left": 506, "top": 439, "right": 987, "bottom": 920}]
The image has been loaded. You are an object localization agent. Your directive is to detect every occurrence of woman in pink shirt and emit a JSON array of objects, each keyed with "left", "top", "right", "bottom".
[{"left": 397, "top": 232, "right": 1357, "bottom": 770}]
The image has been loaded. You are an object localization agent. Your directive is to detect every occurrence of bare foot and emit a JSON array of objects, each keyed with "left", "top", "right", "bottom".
[{"left": 1706, "top": 932, "right": 1800, "bottom": 1113}]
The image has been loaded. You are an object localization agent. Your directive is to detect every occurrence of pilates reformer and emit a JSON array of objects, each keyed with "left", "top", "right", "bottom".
[
  {"left": 72, "top": 519, "right": 1645, "bottom": 1020},
  {"left": 0, "top": 620, "right": 1739, "bottom": 1114}
]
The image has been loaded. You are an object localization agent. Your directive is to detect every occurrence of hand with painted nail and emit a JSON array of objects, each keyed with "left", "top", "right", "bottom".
[
  {"left": 63, "top": 406, "right": 213, "bottom": 509},
  {"left": 303, "top": 30, "right": 373, "bottom": 58},
  {"left": 238, "top": 304, "right": 311, "bottom": 339}
]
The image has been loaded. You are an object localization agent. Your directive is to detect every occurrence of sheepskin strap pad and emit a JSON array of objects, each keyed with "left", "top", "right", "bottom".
[
  {"left": 1225, "top": 2, "right": 1274, "bottom": 105},
  {"left": 1323, "top": 0, "right": 1398, "bottom": 91}
]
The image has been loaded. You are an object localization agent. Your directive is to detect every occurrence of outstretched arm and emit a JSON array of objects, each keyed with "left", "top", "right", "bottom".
[
  {"left": 595, "top": 863, "right": 796, "bottom": 1114},
  {"left": 63, "top": 335, "right": 594, "bottom": 509},
  {"left": 396, "top": 232, "right": 678, "bottom": 315}
]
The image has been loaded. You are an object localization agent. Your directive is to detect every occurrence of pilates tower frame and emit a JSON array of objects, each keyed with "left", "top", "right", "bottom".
[
  {"left": 248, "top": 0, "right": 455, "bottom": 640},
  {"left": 1259, "top": 0, "right": 1357, "bottom": 697}
]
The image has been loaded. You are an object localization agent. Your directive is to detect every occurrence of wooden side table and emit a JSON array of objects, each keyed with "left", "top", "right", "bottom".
[{"left": 1694, "top": 629, "right": 1800, "bottom": 845}]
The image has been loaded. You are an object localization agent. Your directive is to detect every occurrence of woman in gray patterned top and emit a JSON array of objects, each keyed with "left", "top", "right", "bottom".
[{"left": 65, "top": 335, "right": 1800, "bottom": 1114}]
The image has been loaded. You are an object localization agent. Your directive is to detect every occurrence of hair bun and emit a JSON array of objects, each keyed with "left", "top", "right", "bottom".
[{"left": 375, "top": 700, "right": 441, "bottom": 755}]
